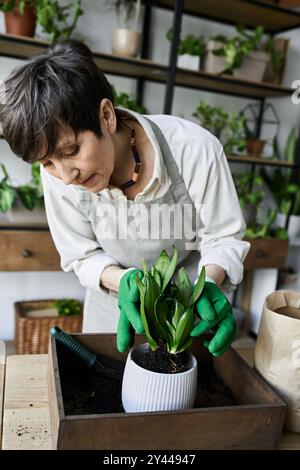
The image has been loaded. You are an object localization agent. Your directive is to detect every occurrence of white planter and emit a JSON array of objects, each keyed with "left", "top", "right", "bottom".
[
  {"left": 122, "top": 343, "right": 197, "bottom": 413},
  {"left": 204, "top": 40, "right": 269, "bottom": 82},
  {"left": 177, "top": 54, "right": 201, "bottom": 71},
  {"left": 276, "top": 213, "right": 300, "bottom": 239},
  {"left": 112, "top": 29, "right": 142, "bottom": 58}
]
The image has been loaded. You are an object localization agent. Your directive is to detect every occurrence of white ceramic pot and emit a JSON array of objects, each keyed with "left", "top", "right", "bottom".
[
  {"left": 177, "top": 54, "right": 201, "bottom": 71},
  {"left": 122, "top": 343, "right": 197, "bottom": 413},
  {"left": 112, "top": 29, "right": 142, "bottom": 58},
  {"left": 276, "top": 212, "right": 300, "bottom": 239}
]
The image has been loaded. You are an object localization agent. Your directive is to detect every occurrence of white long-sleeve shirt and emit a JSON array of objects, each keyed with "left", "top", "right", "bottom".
[{"left": 40, "top": 109, "right": 250, "bottom": 293}]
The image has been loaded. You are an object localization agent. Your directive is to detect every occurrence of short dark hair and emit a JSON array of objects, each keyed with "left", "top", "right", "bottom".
[{"left": 0, "top": 39, "right": 122, "bottom": 163}]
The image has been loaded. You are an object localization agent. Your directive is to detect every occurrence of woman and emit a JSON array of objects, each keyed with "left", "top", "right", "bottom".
[{"left": 0, "top": 40, "right": 250, "bottom": 355}]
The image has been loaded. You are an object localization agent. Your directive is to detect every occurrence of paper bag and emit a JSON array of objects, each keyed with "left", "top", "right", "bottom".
[{"left": 254, "top": 290, "right": 300, "bottom": 432}]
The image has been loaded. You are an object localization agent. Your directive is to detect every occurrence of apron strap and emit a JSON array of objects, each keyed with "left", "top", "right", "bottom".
[{"left": 144, "top": 117, "right": 185, "bottom": 188}]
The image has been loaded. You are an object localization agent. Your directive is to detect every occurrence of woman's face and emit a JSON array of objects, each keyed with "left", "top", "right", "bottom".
[{"left": 38, "top": 101, "right": 116, "bottom": 193}]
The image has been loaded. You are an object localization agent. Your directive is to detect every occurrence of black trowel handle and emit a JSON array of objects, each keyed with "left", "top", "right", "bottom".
[{"left": 50, "top": 326, "right": 124, "bottom": 381}]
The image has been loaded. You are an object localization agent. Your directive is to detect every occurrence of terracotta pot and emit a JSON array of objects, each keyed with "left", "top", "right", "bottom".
[
  {"left": 4, "top": 4, "right": 37, "bottom": 38},
  {"left": 246, "top": 139, "right": 265, "bottom": 156},
  {"left": 112, "top": 29, "right": 142, "bottom": 58}
]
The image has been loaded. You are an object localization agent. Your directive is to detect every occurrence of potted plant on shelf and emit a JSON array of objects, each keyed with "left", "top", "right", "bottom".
[
  {"left": 166, "top": 28, "right": 206, "bottom": 71},
  {"left": 204, "top": 25, "right": 270, "bottom": 82},
  {"left": 245, "top": 207, "right": 288, "bottom": 240},
  {"left": 0, "top": 161, "right": 46, "bottom": 225},
  {"left": 0, "top": 0, "right": 84, "bottom": 44},
  {"left": 111, "top": 0, "right": 143, "bottom": 58},
  {"left": 122, "top": 246, "right": 206, "bottom": 413},
  {"left": 192, "top": 100, "right": 228, "bottom": 138},
  {"left": 243, "top": 119, "right": 266, "bottom": 157},
  {"left": 112, "top": 86, "right": 148, "bottom": 113},
  {"left": 222, "top": 112, "right": 247, "bottom": 155},
  {"left": 233, "top": 172, "right": 265, "bottom": 226}
]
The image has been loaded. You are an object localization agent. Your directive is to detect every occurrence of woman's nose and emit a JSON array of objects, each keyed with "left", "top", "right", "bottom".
[{"left": 57, "top": 162, "right": 78, "bottom": 185}]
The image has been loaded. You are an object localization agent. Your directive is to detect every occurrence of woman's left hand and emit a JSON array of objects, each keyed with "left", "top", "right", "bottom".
[
  {"left": 190, "top": 281, "right": 236, "bottom": 356},
  {"left": 117, "top": 269, "right": 144, "bottom": 353}
]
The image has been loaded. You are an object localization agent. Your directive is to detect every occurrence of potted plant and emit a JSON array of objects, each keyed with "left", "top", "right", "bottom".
[
  {"left": 222, "top": 112, "right": 247, "bottom": 155},
  {"left": 122, "top": 246, "right": 206, "bottom": 413},
  {"left": 245, "top": 208, "right": 288, "bottom": 240},
  {"left": 243, "top": 119, "right": 266, "bottom": 157},
  {"left": 233, "top": 172, "right": 265, "bottom": 225},
  {"left": 166, "top": 28, "right": 206, "bottom": 71},
  {"left": 0, "top": 0, "right": 84, "bottom": 44},
  {"left": 192, "top": 100, "right": 228, "bottom": 138},
  {"left": 0, "top": 161, "right": 47, "bottom": 225},
  {"left": 204, "top": 25, "right": 270, "bottom": 82},
  {"left": 111, "top": 0, "right": 142, "bottom": 58},
  {"left": 112, "top": 86, "right": 148, "bottom": 113}
]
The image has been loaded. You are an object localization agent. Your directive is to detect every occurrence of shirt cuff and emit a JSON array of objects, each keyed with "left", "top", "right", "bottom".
[{"left": 77, "top": 253, "right": 120, "bottom": 292}]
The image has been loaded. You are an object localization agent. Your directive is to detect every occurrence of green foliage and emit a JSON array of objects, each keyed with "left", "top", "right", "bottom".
[
  {"left": 265, "top": 36, "right": 285, "bottom": 79},
  {"left": 245, "top": 208, "right": 288, "bottom": 240},
  {"left": 192, "top": 100, "right": 228, "bottom": 136},
  {"left": 112, "top": 87, "right": 147, "bottom": 114},
  {"left": 53, "top": 298, "right": 82, "bottom": 317},
  {"left": 0, "top": 162, "right": 44, "bottom": 212},
  {"left": 223, "top": 112, "right": 247, "bottom": 155},
  {"left": 0, "top": 0, "right": 84, "bottom": 44},
  {"left": 135, "top": 246, "right": 206, "bottom": 354},
  {"left": 212, "top": 25, "right": 265, "bottom": 75},
  {"left": 166, "top": 28, "right": 206, "bottom": 57},
  {"left": 233, "top": 172, "right": 264, "bottom": 209},
  {"left": 0, "top": 163, "right": 15, "bottom": 212}
]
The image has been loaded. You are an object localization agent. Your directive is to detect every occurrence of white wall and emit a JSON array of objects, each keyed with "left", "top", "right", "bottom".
[{"left": 0, "top": 0, "right": 299, "bottom": 340}]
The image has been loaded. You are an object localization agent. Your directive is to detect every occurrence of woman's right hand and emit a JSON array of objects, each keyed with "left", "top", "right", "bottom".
[{"left": 117, "top": 269, "right": 144, "bottom": 352}]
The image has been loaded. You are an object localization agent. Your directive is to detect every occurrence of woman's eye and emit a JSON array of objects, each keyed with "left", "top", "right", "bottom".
[
  {"left": 63, "top": 146, "right": 79, "bottom": 158},
  {"left": 42, "top": 160, "right": 52, "bottom": 168}
]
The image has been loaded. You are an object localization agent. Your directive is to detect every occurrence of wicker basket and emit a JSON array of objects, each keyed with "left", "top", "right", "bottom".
[{"left": 14, "top": 299, "right": 83, "bottom": 354}]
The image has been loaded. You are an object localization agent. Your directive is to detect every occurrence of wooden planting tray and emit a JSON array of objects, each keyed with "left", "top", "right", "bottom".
[{"left": 48, "top": 334, "right": 286, "bottom": 450}]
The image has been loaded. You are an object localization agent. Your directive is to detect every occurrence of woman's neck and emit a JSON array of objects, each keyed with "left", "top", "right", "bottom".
[{"left": 109, "top": 118, "right": 147, "bottom": 190}]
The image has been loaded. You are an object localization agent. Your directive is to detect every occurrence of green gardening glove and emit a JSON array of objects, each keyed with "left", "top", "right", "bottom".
[
  {"left": 117, "top": 269, "right": 144, "bottom": 353},
  {"left": 190, "top": 281, "right": 236, "bottom": 357}
]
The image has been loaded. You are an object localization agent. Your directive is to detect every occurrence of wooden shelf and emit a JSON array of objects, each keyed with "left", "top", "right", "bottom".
[
  {"left": 0, "top": 33, "right": 293, "bottom": 99},
  {"left": 228, "top": 154, "right": 296, "bottom": 167},
  {"left": 156, "top": 0, "right": 300, "bottom": 33}
]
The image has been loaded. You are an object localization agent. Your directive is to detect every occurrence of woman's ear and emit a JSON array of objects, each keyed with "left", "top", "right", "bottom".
[{"left": 99, "top": 98, "right": 117, "bottom": 134}]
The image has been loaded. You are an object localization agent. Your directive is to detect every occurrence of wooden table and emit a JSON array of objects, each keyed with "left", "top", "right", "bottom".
[{"left": 1, "top": 348, "right": 300, "bottom": 450}]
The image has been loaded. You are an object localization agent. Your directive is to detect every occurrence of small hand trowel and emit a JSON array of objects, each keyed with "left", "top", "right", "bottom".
[{"left": 50, "top": 326, "right": 124, "bottom": 382}]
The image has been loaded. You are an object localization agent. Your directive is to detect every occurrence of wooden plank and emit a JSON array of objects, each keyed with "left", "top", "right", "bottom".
[
  {"left": 0, "top": 34, "right": 293, "bottom": 99},
  {"left": 228, "top": 155, "right": 296, "bottom": 168},
  {"left": 0, "top": 340, "right": 6, "bottom": 449},
  {"left": 157, "top": 0, "right": 300, "bottom": 32},
  {"left": 0, "top": 230, "right": 60, "bottom": 271},
  {"left": 2, "top": 355, "right": 52, "bottom": 450}
]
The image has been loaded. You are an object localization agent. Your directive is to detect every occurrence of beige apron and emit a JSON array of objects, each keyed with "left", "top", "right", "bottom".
[{"left": 82, "top": 118, "right": 202, "bottom": 333}]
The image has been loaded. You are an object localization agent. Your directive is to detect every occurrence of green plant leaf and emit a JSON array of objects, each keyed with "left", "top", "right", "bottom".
[
  {"left": 284, "top": 128, "right": 296, "bottom": 163},
  {"left": 177, "top": 267, "right": 193, "bottom": 306},
  {"left": 136, "top": 273, "right": 157, "bottom": 350},
  {"left": 176, "top": 337, "right": 194, "bottom": 354},
  {"left": 171, "top": 300, "right": 185, "bottom": 329},
  {"left": 16, "top": 185, "right": 37, "bottom": 211},
  {"left": 162, "top": 246, "right": 178, "bottom": 291},
  {"left": 154, "top": 249, "right": 170, "bottom": 280},
  {"left": 189, "top": 266, "right": 206, "bottom": 305},
  {"left": 154, "top": 295, "right": 170, "bottom": 344},
  {"left": 0, "top": 182, "right": 15, "bottom": 212},
  {"left": 170, "top": 307, "right": 195, "bottom": 353}
]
